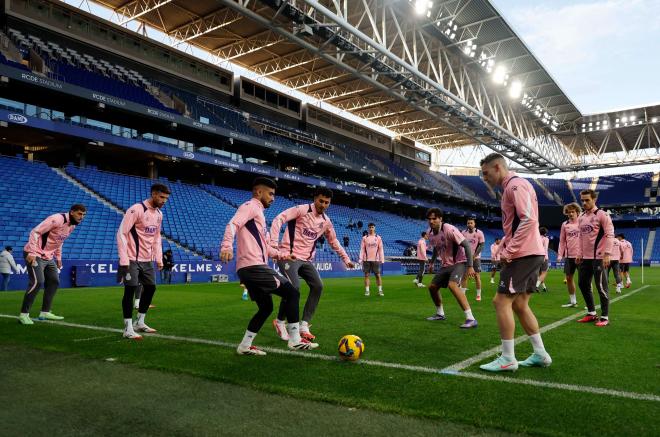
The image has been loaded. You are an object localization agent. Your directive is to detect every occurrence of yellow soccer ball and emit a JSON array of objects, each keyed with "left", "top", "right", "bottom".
[{"left": 338, "top": 335, "right": 364, "bottom": 361}]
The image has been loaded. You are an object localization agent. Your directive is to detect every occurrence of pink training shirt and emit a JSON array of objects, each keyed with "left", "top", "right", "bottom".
[
  {"left": 490, "top": 242, "right": 500, "bottom": 261},
  {"left": 541, "top": 236, "right": 549, "bottom": 261},
  {"left": 610, "top": 238, "right": 622, "bottom": 261},
  {"left": 557, "top": 219, "right": 581, "bottom": 261},
  {"left": 499, "top": 173, "right": 545, "bottom": 260},
  {"left": 117, "top": 200, "right": 163, "bottom": 266},
  {"left": 428, "top": 223, "right": 467, "bottom": 267},
  {"left": 270, "top": 203, "right": 350, "bottom": 264},
  {"left": 462, "top": 228, "right": 485, "bottom": 259},
  {"left": 222, "top": 198, "right": 284, "bottom": 271},
  {"left": 578, "top": 208, "right": 614, "bottom": 260},
  {"left": 359, "top": 234, "right": 384, "bottom": 263},
  {"left": 620, "top": 240, "right": 633, "bottom": 263},
  {"left": 24, "top": 212, "right": 78, "bottom": 261},
  {"left": 417, "top": 238, "right": 428, "bottom": 261}
]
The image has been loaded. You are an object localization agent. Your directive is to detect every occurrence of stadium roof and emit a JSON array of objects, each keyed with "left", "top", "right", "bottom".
[
  {"left": 68, "top": 0, "right": 660, "bottom": 172},
  {"left": 90, "top": 0, "right": 586, "bottom": 172},
  {"left": 567, "top": 103, "right": 660, "bottom": 169}
]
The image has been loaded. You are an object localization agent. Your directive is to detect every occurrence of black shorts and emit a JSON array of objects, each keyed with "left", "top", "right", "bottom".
[
  {"left": 490, "top": 261, "right": 501, "bottom": 272},
  {"left": 121, "top": 261, "right": 156, "bottom": 287},
  {"left": 563, "top": 258, "right": 577, "bottom": 276},
  {"left": 237, "top": 265, "right": 289, "bottom": 301},
  {"left": 620, "top": 263, "right": 630, "bottom": 273},
  {"left": 539, "top": 260, "right": 549, "bottom": 273},
  {"left": 498, "top": 255, "right": 544, "bottom": 295},
  {"left": 362, "top": 261, "right": 381, "bottom": 275},
  {"left": 431, "top": 263, "right": 466, "bottom": 288}
]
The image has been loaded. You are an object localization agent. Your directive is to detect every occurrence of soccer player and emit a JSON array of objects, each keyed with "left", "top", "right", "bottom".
[
  {"left": 117, "top": 184, "right": 169, "bottom": 340},
  {"left": 576, "top": 189, "right": 614, "bottom": 327},
  {"left": 424, "top": 208, "right": 478, "bottom": 329},
  {"left": 618, "top": 234, "right": 633, "bottom": 288},
  {"left": 413, "top": 231, "right": 429, "bottom": 288},
  {"left": 489, "top": 237, "right": 502, "bottom": 284},
  {"left": 536, "top": 227, "right": 550, "bottom": 292},
  {"left": 359, "top": 223, "right": 384, "bottom": 296},
  {"left": 220, "top": 177, "right": 317, "bottom": 355},
  {"left": 18, "top": 204, "right": 87, "bottom": 325},
  {"left": 461, "top": 218, "right": 485, "bottom": 300},
  {"left": 608, "top": 235, "right": 624, "bottom": 294},
  {"left": 269, "top": 187, "right": 354, "bottom": 341},
  {"left": 557, "top": 203, "right": 581, "bottom": 308},
  {"left": 479, "top": 153, "right": 551, "bottom": 372}
]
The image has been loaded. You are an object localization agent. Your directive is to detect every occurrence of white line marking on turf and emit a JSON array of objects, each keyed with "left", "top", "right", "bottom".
[
  {"left": 457, "top": 372, "right": 660, "bottom": 402},
  {"left": 1, "top": 284, "right": 658, "bottom": 403},
  {"left": 441, "top": 285, "right": 650, "bottom": 373},
  {"left": 73, "top": 334, "right": 117, "bottom": 342}
]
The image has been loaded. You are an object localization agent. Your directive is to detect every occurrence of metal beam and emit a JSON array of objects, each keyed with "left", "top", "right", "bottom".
[
  {"left": 168, "top": 7, "right": 245, "bottom": 45},
  {"left": 115, "top": 0, "right": 172, "bottom": 26}
]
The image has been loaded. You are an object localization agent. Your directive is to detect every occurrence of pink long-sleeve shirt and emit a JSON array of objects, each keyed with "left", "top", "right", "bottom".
[
  {"left": 359, "top": 234, "right": 384, "bottom": 263},
  {"left": 620, "top": 240, "right": 633, "bottom": 263},
  {"left": 117, "top": 200, "right": 163, "bottom": 266},
  {"left": 270, "top": 203, "right": 350, "bottom": 264},
  {"left": 428, "top": 223, "right": 467, "bottom": 267},
  {"left": 24, "top": 212, "right": 78, "bottom": 261},
  {"left": 221, "top": 198, "right": 283, "bottom": 271},
  {"left": 610, "top": 238, "right": 622, "bottom": 261},
  {"left": 557, "top": 219, "right": 581, "bottom": 261},
  {"left": 499, "top": 173, "right": 545, "bottom": 260},
  {"left": 541, "top": 236, "right": 549, "bottom": 261},
  {"left": 417, "top": 238, "right": 428, "bottom": 261},
  {"left": 462, "top": 228, "right": 485, "bottom": 259},
  {"left": 490, "top": 242, "right": 501, "bottom": 261},
  {"left": 578, "top": 207, "right": 614, "bottom": 260}
]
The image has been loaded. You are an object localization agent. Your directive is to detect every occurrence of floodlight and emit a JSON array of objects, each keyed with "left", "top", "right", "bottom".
[
  {"left": 492, "top": 65, "right": 507, "bottom": 84},
  {"left": 509, "top": 80, "right": 522, "bottom": 99}
]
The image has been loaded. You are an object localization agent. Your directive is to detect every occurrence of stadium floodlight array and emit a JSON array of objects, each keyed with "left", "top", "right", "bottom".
[
  {"left": 584, "top": 115, "right": 660, "bottom": 130},
  {"left": 520, "top": 94, "right": 559, "bottom": 132},
  {"left": 581, "top": 120, "right": 610, "bottom": 132}
]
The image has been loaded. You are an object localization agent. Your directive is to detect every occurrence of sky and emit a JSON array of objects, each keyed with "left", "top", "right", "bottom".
[{"left": 491, "top": 0, "right": 660, "bottom": 114}]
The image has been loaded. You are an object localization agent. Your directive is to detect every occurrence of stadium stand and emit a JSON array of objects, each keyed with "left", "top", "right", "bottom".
[
  {"left": 571, "top": 177, "right": 593, "bottom": 201},
  {"left": 65, "top": 165, "right": 233, "bottom": 260},
  {"left": 453, "top": 175, "right": 497, "bottom": 203},
  {"left": 540, "top": 178, "right": 575, "bottom": 204},
  {"left": 596, "top": 174, "right": 653, "bottom": 205}
]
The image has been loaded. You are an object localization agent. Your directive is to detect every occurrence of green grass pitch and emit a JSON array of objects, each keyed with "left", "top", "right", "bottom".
[{"left": 0, "top": 268, "right": 658, "bottom": 436}]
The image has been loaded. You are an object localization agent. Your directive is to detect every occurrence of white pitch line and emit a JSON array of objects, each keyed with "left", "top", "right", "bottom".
[
  {"left": 457, "top": 372, "right": 660, "bottom": 402},
  {"left": 1, "top": 308, "right": 659, "bottom": 403},
  {"left": 73, "top": 334, "right": 117, "bottom": 342},
  {"left": 441, "top": 285, "right": 650, "bottom": 373}
]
